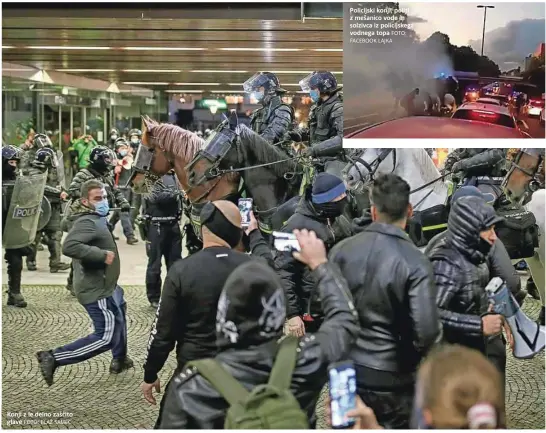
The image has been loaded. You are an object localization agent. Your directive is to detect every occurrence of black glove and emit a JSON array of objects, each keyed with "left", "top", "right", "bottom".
[
  {"left": 301, "top": 147, "right": 315, "bottom": 157},
  {"left": 283, "top": 130, "right": 302, "bottom": 143},
  {"left": 451, "top": 161, "right": 463, "bottom": 173},
  {"left": 120, "top": 202, "right": 131, "bottom": 213}
]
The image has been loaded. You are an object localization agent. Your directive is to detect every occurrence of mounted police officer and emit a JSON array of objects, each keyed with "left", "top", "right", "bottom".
[
  {"left": 3, "top": 145, "right": 48, "bottom": 307},
  {"left": 284, "top": 71, "right": 344, "bottom": 175},
  {"left": 25, "top": 147, "right": 70, "bottom": 273},
  {"left": 63, "top": 146, "right": 131, "bottom": 294},
  {"left": 444, "top": 148, "right": 508, "bottom": 203},
  {"left": 244, "top": 72, "right": 294, "bottom": 145}
]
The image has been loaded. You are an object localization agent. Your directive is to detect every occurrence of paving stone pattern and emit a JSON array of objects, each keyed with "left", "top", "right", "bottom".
[{"left": 2, "top": 285, "right": 544, "bottom": 429}]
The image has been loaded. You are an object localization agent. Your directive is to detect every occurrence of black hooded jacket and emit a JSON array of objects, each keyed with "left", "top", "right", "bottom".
[
  {"left": 157, "top": 261, "right": 359, "bottom": 429},
  {"left": 274, "top": 197, "right": 353, "bottom": 320},
  {"left": 329, "top": 222, "right": 442, "bottom": 380},
  {"left": 427, "top": 196, "right": 502, "bottom": 352}
]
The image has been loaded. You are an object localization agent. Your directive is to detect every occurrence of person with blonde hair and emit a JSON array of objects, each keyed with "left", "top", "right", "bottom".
[{"left": 414, "top": 344, "right": 505, "bottom": 429}]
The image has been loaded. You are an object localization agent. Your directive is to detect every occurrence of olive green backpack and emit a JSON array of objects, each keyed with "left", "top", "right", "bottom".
[{"left": 187, "top": 336, "right": 309, "bottom": 429}]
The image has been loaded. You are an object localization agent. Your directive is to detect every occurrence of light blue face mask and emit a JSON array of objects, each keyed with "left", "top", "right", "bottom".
[
  {"left": 310, "top": 89, "right": 321, "bottom": 103},
  {"left": 252, "top": 91, "right": 264, "bottom": 102},
  {"left": 94, "top": 199, "right": 110, "bottom": 217},
  {"left": 119, "top": 150, "right": 128, "bottom": 157}
]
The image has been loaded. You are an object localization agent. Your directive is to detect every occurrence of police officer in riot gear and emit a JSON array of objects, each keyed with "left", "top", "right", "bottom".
[
  {"left": 128, "top": 128, "right": 142, "bottom": 153},
  {"left": 244, "top": 72, "right": 294, "bottom": 144},
  {"left": 64, "top": 146, "right": 131, "bottom": 294},
  {"left": 140, "top": 170, "right": 182, "bottom": 308},
  {"left": 284, "top": 71, "right": 344, "bottom": 172},
  {"left": 2, "top": 145, "right": 29, "bottom": 307},
  {"left": 19, "top": 132, "right": 51, "bottom": 171},
  {"left": 25, "top": 147, "right": 71, "bottom": 273},
  {"left": 108, "top": 128, "right": 120, "bottom": 149}
]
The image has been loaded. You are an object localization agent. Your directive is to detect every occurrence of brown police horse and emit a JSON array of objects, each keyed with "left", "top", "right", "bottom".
[
  {"left": 128, "top": 116, "right": 241, "bottom": 245},
  {"left": 503, "top": 148, "right": 544, "bottom": 205},
  {"left": 130, "top": 116, "right": 239, "bottom": 201}
]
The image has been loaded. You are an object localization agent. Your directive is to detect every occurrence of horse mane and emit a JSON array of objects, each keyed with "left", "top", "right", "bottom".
[
  {"left": 147, "top": 122, "right": 205, "bottom": 160},
  {"left": 237, "top": 124, "right": 298, "bottom": 178}
]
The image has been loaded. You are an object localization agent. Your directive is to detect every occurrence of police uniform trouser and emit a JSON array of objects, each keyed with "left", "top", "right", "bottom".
[
  {"left": 4, "top": 248, "right": 25, "bottom": 294},
  {"left": 27, "top": 202, "right": 64, "bottom": 267},
  {"left": 145, "top": 222, "right": 182, "bottom": 303},
  {"left": 109, "top": 188, "right": 135, "bottom": 239}
]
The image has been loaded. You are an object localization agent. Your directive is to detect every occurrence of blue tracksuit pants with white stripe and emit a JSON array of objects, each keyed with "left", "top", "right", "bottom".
[{"left": 52, "top": 291, "right": 127, "bottom": 366}]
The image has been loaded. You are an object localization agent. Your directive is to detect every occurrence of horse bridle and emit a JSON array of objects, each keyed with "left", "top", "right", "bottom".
[
  {"left": 127, "top": 132, "right": 175, "bottom": 189},
  {"left": 503, "top": 149, "right": 544, "bottom": 195},
  {"left": 347, "top": 148, "right": 397, "bottom": 185}
]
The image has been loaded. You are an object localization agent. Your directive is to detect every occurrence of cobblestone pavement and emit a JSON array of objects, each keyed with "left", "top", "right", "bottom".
[{"left": 2, "top": 277, "right": 544, "bottom": 428}]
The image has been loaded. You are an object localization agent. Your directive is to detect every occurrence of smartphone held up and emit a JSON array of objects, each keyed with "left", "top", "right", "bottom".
[
  {"left": 329, "top": 361, "right": 357, "bottom": 429},
  {"left": 238, "top": 198, "right": 253, "bottom": 228}
]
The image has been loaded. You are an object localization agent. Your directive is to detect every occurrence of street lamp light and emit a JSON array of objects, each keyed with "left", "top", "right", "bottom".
[
  {"left": 477, "top": 5, "right": 495, "bottom": 57},
  {"left": 209, "top": 104, "right": 218, "bottom": 123}
]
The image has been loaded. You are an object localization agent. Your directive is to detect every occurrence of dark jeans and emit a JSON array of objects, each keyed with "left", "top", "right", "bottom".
[
  {"left": 145, "top": 222, "right": 182, "bottom": 303},
  {"left": 52, "top": 286, "right": 128, "bottom": 365},
  {"left": 357, "top": 385, "right": 414, "bottom": 429}
]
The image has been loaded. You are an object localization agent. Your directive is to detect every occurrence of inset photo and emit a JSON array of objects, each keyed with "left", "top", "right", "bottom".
[{"left": 343, "top": 2, "right": 545, "bottom": 139}]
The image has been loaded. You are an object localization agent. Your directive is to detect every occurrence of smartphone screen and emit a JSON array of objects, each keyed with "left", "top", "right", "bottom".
[
  {"left": 329, "top": 361, "right": 357, "bottom": 429},
  {"left": 238, "top": 198, "right": 253, "bottom": 227}
]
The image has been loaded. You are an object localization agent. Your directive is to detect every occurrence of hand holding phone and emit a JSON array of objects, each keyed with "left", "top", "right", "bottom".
[
  {"left": 238, "top": 198, "right": 253, "bottom": 228},
  {"left": 329, "top": 361, "right": 357, "bottom": 429}
]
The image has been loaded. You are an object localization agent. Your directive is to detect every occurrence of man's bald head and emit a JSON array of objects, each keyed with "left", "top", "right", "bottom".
[
  {"left": 200, "top": 200, "right": 243, "bottom": 249},
  {"left": 213, "top": 200, "right": 241, "bottom": 227}
]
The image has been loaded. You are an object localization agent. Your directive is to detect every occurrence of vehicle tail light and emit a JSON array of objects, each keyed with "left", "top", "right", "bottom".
[{"left": 469, "top": 110, "right": 499, "bottom": 121}]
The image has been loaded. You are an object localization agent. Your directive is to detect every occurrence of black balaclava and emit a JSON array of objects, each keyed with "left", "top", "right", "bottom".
[
  {"left": 200, "top": 201, "right": 243, "bottom": 248},
  {"left": 216, "top": 261, "right": 286, "bottom": 350},
  {"left": 2, "top": 161, "right": 17, "bottom": 180}
]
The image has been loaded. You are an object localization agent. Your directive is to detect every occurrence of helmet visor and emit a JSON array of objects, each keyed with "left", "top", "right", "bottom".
[
  {"left": 299, "top": 72, "right": 316, "bottom": 93},
  {"left": 243, "top": 73, "right": 268, "bottom": 93},
  {"left": 35, "top": 134, "right": 53, "bottom": 148}
]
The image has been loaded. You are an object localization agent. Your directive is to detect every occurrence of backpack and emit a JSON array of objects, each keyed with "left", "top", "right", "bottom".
[
  {"left": 187, "top": 336, "right": 309, "bottom": 429},
  {"left": 496, "top": 204, "right": 539, "bottom": 259}
]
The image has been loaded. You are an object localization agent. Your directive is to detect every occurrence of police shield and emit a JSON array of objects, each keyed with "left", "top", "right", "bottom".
[
  {"left": 37, "top": 195, "right": 52, "bottom": 231},
  {"left": 3, "top": 171, "right": 48, "bottom": 249},
  {"left": 55, "top": 149, "right": 66, "bottom": 189}
]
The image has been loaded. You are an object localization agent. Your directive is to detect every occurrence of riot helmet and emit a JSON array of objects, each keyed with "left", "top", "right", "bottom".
[
  {"left": 109, "top": 128, "right": 120, "bottom": 141},
  {"left": 33, "top": 147, "right": 58, "bottom": 169},
  {"left": 114, "top": 137, "right": 130, "bottom": 157},
  {"left": 299, "top": 71, "right": 338, "bottom": 103},
  {"left": 128, "top": 128, "right": 142, "bottom": 146},
  {"left": 243, "top": 72, "right": 286, "bottom": 103},
  {"left": 89, "top": 146, "right": 117, "bottom": 172},
  {"left": 33, "top": 133, "right": 53, "bottom": 149}
]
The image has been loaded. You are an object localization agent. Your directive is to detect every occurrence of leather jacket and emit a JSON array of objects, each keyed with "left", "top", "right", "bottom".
[
  {"left": 157, "top": 262, "right": 359, "bottom": 429},
  {"left": 329, "top": 222, "right": 442, "bottom": 376},
  {"left": 250, "top": 95, "right": 294, "bottom": 145},
  {"left": 274, "top": 197, "right": 353, "bottom": 319},
  {"left": 427, "top": 199, "right": 494, "bottom": 353}
]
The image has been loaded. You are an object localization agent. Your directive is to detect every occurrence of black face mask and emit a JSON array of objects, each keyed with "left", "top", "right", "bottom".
[
  {"left": 201, "top": 202, "right": 243, "bottom": 248},
  {"left": 477, "top": 236, "right": 493, "bottom": 256},
  {"left": 314, "top": 197, "right": 348, "bottom": 219},
  {"left": 3, "top": 163, "right": 16, "bottom": 179}
]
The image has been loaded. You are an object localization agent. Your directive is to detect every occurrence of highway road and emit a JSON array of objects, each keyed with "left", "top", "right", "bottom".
[{"left": 344, "top": 108, "right": 545, "bottom": 138}]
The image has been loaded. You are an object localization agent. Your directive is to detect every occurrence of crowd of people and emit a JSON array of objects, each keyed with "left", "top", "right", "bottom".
[{"left": 2, "top": 70, "right": 544, "bottom": 430}]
